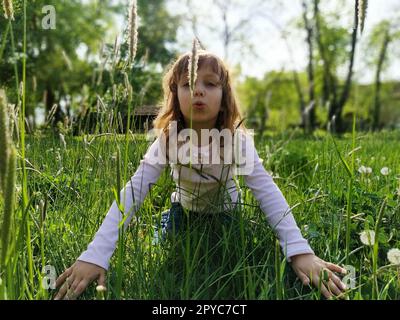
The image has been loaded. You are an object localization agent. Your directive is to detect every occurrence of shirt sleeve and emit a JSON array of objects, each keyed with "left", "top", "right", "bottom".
[
  {"left": 78, "top": 137, "right": 167, "bottom": 270},
  {"left": 239, "top": 131, "right": 315, "bottom": 262}
]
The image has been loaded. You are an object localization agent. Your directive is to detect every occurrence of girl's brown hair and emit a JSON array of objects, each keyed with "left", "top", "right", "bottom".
[{"left": 153, "top": 50, "right": 244, "bottom": 137}]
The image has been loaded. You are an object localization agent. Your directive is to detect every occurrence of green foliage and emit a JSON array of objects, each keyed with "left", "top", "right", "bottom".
[
  {"left": 237, "top": 72, "right": 302, "bottom": 131},
  {"left": 10, "top": 130, "right": 397, "bottom": 300}
]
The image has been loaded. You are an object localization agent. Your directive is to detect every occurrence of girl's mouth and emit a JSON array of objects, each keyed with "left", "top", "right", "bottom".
[{"left": 193, "top": 102, "right": 206, "bottom": 110}]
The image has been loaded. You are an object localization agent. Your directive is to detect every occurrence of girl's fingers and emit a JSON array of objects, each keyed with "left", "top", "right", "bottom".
[
  {"left": 98, "top": 271, "right": 106, "bottom": 287},
  {"left": 325, "top": 262, "right": 347, "bottom": 275},
  {"left": 326, "top": 279, "right": 343, "bottom": 297},
  {"left": 296, "top": 270, "right": 310, "bottom": 286},
  {"left": 314, "top": 277, "right": 332, "bottom": 299},
  {"left": 69, "top": 277, "right": 81, "bottom": 295},
  {"left": 73, "top": 279, "right": 90, "bottom": 298},
  {"left": 55, "top": 267, "right": 72, "bottom": 288},
  {"left": 54, "top": 281, "right": 68, "bottom": 300},
  {"left": 330, "top": 272, "right": 347, "bottom": 291},
  {"left": 55, "top": 272, "right": 76, "bottom": 300}
]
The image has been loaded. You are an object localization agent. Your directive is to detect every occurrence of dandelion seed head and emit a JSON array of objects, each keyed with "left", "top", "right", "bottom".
[
  {"left": 387, "top": 248, "right": 400, "bottom": 265},
  {"left": 96, "top": 285, "right": 107, "bottom": 292},
  {"left": 358, "top": 165, "right": 367, "bottom": 174},
  {"left": 380, "top": 167, "right": 389, "bottom": 176},
  {"left": 360, "top": 230, "right": 375, "bottom": 246}
]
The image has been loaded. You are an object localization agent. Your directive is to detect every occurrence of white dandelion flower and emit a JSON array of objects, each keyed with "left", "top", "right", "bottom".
[
  {"left": 358, "top": 165, "right": 367, "bottom": 174},
  {"left": 387, "top": 248, "right": 400, "bottom": 265},
  {"left": 360, "top": 230, "right": 375, "bottom": 246},
  {"left": 365, "top": 167, "right": 372, "bottom": 174},
  {"left": 96, "top": 285, "right": 107, "bottom": 292},
  {"left": 380, "top": 167, "right": 389, "bottom": 176}
]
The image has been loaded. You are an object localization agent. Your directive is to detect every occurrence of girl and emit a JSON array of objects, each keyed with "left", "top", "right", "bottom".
[{"left": 54, "top": 50, "right": 348, "bottom": 300}]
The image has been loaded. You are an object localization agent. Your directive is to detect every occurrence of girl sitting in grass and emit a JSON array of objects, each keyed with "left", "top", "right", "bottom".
[{"left": 54, "top": 49, "right": 348, "bottom": 300}]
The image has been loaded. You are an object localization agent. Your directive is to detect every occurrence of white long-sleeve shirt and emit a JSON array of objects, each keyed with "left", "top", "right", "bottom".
[{"left": 78, "top": 130, "right": 314, "bottom": 270}]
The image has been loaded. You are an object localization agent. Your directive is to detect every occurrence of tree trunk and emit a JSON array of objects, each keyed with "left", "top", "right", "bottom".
[
  {"left": 314, "top": 0, "right": 337, "bottom": 108},
  {"left": 372, "top": 29, "right": 390, "bottom": 131},
  {"left": 302, "top": 0, "right": 316, "bottom": 132},
  {"left": 333, "top": 0, "right": 359, "bottom": 132}
]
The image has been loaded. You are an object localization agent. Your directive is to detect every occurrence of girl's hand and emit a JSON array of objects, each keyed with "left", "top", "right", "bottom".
[
  {"left": 290, "top": 253, "right": 348, "bottom": 299},
  {"left": 54, "top": 260, "right": 106, "bottom": 300}
]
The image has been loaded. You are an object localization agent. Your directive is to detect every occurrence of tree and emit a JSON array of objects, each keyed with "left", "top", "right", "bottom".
[
  {"left": 366, "top": 19, "right": 400, "bottom": 130},
  {"left": 313, "top": 0, "right": 361, "bottom": 133},
  {"left": 0, "top": 0, "right": 118, "bottom": 127}
]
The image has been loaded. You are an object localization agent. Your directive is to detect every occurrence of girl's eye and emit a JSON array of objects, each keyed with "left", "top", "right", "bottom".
[{"left": 206, "top": 82, "right": 216, "bottom": 86}]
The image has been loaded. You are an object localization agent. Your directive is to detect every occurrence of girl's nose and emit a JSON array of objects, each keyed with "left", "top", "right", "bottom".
[{"left": 193, "top": 83, "right": 205, "bottom": 96}]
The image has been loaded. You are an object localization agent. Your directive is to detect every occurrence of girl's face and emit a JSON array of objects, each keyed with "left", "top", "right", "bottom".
[{"left": 177, "top": 64, "right": 223, "bottom": 130}]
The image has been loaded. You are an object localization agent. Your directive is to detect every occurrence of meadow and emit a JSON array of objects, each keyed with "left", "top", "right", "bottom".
[
  {"left": 1, "top": 128, "right": 398, "bottom": 300},
  {"left": 1, "top": 0, "right": 400, "bottom": 301}
]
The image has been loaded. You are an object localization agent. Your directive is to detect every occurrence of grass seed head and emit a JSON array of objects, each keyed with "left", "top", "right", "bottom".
[
  {"left": 128, "top": 0, "right": 138, "bottom": 63},
  {"left": 2, "top": 0, "right": 14, "bottom": 20},
  {"left": 188, "top": 38, "right": 199, "bottom": 98}
]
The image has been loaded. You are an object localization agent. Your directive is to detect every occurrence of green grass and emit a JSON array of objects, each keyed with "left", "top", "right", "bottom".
[{"left": 1, "top": 129, "right": 399, "bottom": 299}]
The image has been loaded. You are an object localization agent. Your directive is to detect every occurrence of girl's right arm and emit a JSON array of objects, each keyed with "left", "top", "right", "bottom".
[{"left": 54, "top": 137, "right": 166, "bottom": 299}]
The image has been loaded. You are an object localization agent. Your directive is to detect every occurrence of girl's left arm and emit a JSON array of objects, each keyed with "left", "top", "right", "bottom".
[
  {"left": 240, "top": 132, "right": 347, "bottom": 298},
  {"left": 240, "top": 133, "right": 314, "bottom": 261}
]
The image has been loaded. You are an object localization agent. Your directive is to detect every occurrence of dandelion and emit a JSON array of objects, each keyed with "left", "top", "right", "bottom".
[
  {"left": 128, "top": 0, "right": 138, "bottom": 63},
  {"left": 387, "top": 248, "right": 400, "bottom": 265},
  {"left": 96, "top": 285, "right": 107, "bottom": 292},
  {"left": 380, "top": 167, "right": 389, "bottom": 176},
  {"left": 188, "top": 38, "right": 199, "bottom": 98},
  {"left": 96, "top": 285, "right": 107, "bottom": 300},
  {"left": 365, "top": 167, "right": 372, "bottom": 174},
  {"left": 2, "top": 0, "right": 14, "bottom": 20},
  {"left": 360, "top": 230, "right": 375, "bottom": 246},
  {"left": 358, "top": 165, "right": 367, "bottom": 174}
]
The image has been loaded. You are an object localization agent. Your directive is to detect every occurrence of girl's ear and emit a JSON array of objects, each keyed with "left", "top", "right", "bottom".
[{"left": 169, "top": 82, "right": 177, "bottom": 93}]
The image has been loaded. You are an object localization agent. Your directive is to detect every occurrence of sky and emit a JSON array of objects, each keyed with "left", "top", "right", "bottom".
[
  {"left": 103, "top": 0, "right": 400, "bottom": 83},
  {"left": 161, "top": 0, "right": 400, "bottom": 83}
]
